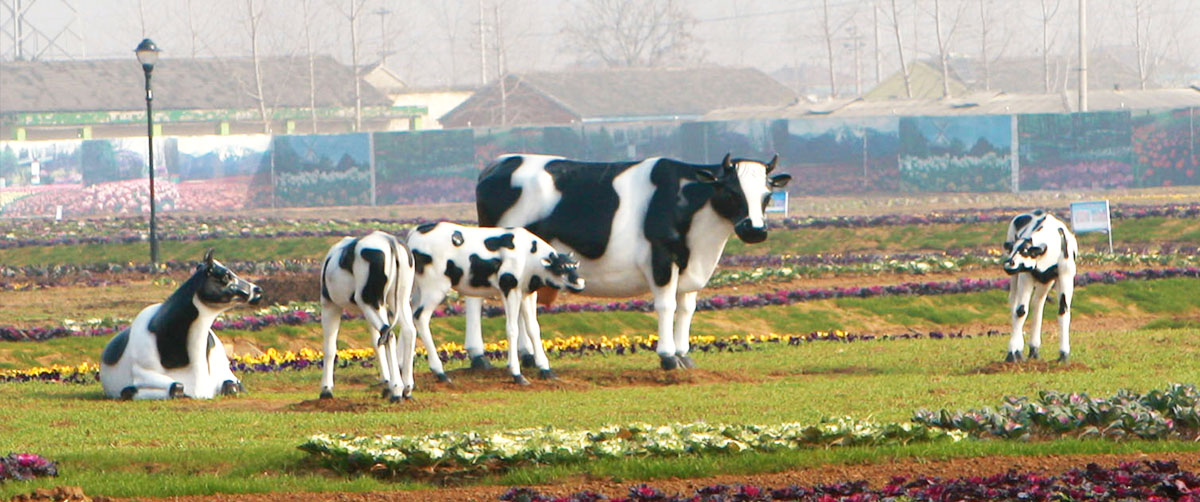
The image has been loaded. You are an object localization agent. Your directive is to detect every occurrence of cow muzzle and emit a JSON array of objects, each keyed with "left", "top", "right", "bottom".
[
  {"left": 734, "top": 219, "right": 768, "bottom": 244},
  {"left": 1002, "top": 259, "right": 1023, "bottom": 275}
]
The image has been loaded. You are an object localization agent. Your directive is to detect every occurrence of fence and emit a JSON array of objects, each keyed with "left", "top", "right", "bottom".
[{"left": 1, "top": 107, "right": 1196, "bottom": 217}]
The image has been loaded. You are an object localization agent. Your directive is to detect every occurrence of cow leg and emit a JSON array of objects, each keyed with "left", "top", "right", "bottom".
[
  {"left": 464, "top": 296, "right": 491, "bottom": 370},
  {"left": 673, "top": 291, "right": 699, "bottom": 369},
  {"left": 361, "top": 304, "right": 402, "bottom": 400},
  {"left": 519, "top": 294, "right": 554, "bottom": 379},
  {"left": 1056, "top": 273, "right": 1075, "bottom": 362},
  {"left": 647, "top": 267, "right": 681, "bottom": 370},
  {"left": 319, "top": 303, "right": 342, "bottom": 399},
  {"left": 413, "top": 290, "right": 450, "bottom": 383},
  {"left": 1025, "top": 280, "right": 1054, "bottom": 360},
  {"left": 516, "top": 294, "right": 537, "bottom": 368},
  {"left": 1007, "top": 274, "right": 1035, "bottom": 362},
  {"left": 502, "top": 291, "right": 529, "bottom": 385},
  {"left": 207, "top": 331, "right": 243, "bottom": 396},
  {"left": 394, "top": 300, "right": 418, "bottom": 400},
  {"left": 128, "top": 363, "right": 185, "bottom": 400}
]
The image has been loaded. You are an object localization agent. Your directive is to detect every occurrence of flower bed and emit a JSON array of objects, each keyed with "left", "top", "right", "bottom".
[
  {"left": 914, "top": 384, "right": 1200, "bottom": 440},
  {"left": 0, "top": 453, "right": 58, "bottom": 482},
  {"left": 501, "top": 461, "right": 1200, "bottom": 501},
  {"left": 299, "top": 419, "right": 967, "bottom": 477},
  {"left": 4, "top": 267, "right": 1197, "bottom": 343}
]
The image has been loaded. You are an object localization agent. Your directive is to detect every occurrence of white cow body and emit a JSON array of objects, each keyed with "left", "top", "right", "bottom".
[{"left": 1002, "top": 211, "right": 1079, "bottom": 362}]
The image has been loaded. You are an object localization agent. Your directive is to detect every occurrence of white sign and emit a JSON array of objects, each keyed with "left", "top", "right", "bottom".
[
  {"left": 766, "top": 191, "right": 788, "bottom": 215},
  {"left": 1070, "top": 200, "right": 1113, "bottom": 252}
]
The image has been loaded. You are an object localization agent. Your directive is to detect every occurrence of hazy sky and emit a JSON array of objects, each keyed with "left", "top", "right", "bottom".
[{"left": 4, "top": 0, "right": 1198, "bottom": 90}]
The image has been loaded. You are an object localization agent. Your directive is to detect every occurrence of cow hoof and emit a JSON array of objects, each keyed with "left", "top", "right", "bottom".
[
  {"left": 319, "top": 389, "right": 334, "bottom": 400},
  {"left": 389, "top": 393, "right": 402, "bottom": 403},
  {"left": 470, "top": 355, "right": 492, "bottom": 370},
  {"left": 1058, "top": 351, "right": 1069, "bottom": 363},
  {"left": 168, "top": 382, "right": 185, "bottom": 399},
  {"left": 512, "top": 374, "right": 531, "bottom": 386},
  {"left": 519, "top": 352, "right": 537, "bottom": 368},
  {"left": 677, "top": 355, "right": 696, "bottom": 369},
  {"left": 660, "top": 355, "right": 679, "bottom": 371},
  {"left": 538, "top": 368, "right": 557, "bottom": 380},
  {"left": 1004, "top": 351, "right": 1023, "bottom": 363},
  {"left": 220, "top": 380, "right": 241, "bottom": 396},
  {"left": 1027, "top": 347, "right": 1040, "bottom": 360},
  {"left": 435, "top": 372, "right": 452, "bottom": 383},
  {"left": 380, "top": 386, "right": 392, "bottom": 398},
  {"left": 120, "top": 386, "right": 138, "bottom": 400},
  {"left": 403, "top": 386, "right": 414, "bottom": 400}
]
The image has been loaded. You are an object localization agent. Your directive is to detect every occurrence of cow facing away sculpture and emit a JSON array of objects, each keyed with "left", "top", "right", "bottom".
[
  {"left": 1002, "top": 210, "right": 1078, "bottom": 363},
  {"left": 471, "top": 153, "right": 790, "bottom": 371},
  {"left": 100, "top": 250, "right": 262, "bottom": 400}
]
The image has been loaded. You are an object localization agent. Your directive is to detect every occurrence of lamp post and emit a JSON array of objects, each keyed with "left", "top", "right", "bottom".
[{"left": 135, "top": 38, "right": 160, "bottom": 265}]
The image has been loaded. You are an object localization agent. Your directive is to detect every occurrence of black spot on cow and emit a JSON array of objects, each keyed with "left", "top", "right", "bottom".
[
  {"left": 101, "top": 328, "right": 130, "bottom": 366},
  {"left": 1059, "top": 294, "right": 1069, "bottom": 315},
  {"left": 337, "top": 238, "right": 361, "bottom": 271},
  {"left": 530, "top": 240, "right": 538, "bottom": 253},
  {"left": 476, "top": 156, "right": 527, "bottom": 226},
  {"left": 207, "top": 330, "right": 216, "bottom": 358},
  {"left": 359, "top": 248, "right": 388, "bottom": 308},
  {"left": 528, "top": 275, "right": 543, "bottom": 293},
  {"left": 484, "top": 233, "right": 516, "bottom": 251},
  {"left": 413, "top": 305, "right": 424, "bottom": 320},
  {"left": 149, "top": 267, "right": 211, "bottom": 370},
  {"left": 499, "top": 272, "right": 518, "bottom": 295},
  {"left": 444, "top": 260, "right": 464, "bottom": 286},
  {"left": 1059, "top": 228, "right": 1069, "bottom": 257},
  {"left": 468, "top": 254, "right": 503, "bottom": 288},
  {"left": 411, "top": 250, "right": 433, "bottom": 275},
  {"left": 406, "top": 248, "right": 414, "bottom": 267},
  {"left": 451, "top": 230, "right": 465, "bottom": 247},
  {"left": 349, "top": 291, "right": 356, "bottom": 305},
  {"left": 416, "top": 222, "right": 438, "bottom": 234},
  {"left": 320, "top": 256, "right": 333, "bottom": 302},
  {"left": 1032, "top": 264, "right": 1059, "bottom": 284},
  {"left": 1012, "top": 214, "right": 1033, "bottom": 232},
  {"left": 1016, "top": 304, "right": 1027, "bottom": 318}
]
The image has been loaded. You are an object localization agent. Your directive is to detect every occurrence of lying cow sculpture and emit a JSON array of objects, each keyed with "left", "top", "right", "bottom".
[
  {"left": 100, "top": 250, "right": 262, "bottom": 400},
  {"left": 470, "top": 153, "right": 790, "bottom": 370},
  {"left": 318, "top": 231, "right": 418, "bottom": 401},
  {"left": 1002, "top": 210, "right": 1078, "bottom": 362},
  {"left": 407, "top": 222, "right": 584, "bottom": 384}
]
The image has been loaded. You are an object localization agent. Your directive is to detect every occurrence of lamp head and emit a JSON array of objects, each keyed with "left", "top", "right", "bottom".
[{"left": 135, "top": 39, "right": 160, "bottom": 71}]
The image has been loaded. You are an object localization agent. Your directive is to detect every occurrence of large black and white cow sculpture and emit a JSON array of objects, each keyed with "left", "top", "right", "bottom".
[
  {"left": 471, "top": 153, "right": 790, "bottom": 370},
  {"left": 1002, "top": 210, "right": 1079, "bottom": 363},
  {"left": 407, "top": 222, "right": 584, "bottom": 384},
  {"left": 100, "top": 250, "right": 262, "bottom": 400},
  {"left": 319, "top": 231, "right": 418, "bottom": 401}
]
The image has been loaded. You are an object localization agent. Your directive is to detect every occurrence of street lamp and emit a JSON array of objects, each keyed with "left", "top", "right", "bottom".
[{"left": 135, "top": 38, "right": 160, "bottom": 264}]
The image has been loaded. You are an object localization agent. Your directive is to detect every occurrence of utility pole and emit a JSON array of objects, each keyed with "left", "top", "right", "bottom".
[
  {"left": 478, "top": 0, "right": 487, "bottom": 86},
  {"left": 873, "top": 1, "right": 881, "bottom": 85},
  {"left": 1078, "top": 0, "right": 1088, "bottom": 111},
  {"left": 374, "top": 7, "right": 390, "bottom": 67}
]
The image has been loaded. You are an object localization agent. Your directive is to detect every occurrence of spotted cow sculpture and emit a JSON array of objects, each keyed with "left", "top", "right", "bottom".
[
  {"left": 470, "top": 153, "right": 790, "bottom": 370},
  {"left": 318, "top": 231, "right": 418, "bottom": 401},
  {"left": 100, "top": 250, "right": 262, "bottom": 400},
  {"left": 407, "top": 222, "right": 584, "bottom": 384},
  {"left": 1002, "top": 210, "right": 1079, "bottom": 362}
]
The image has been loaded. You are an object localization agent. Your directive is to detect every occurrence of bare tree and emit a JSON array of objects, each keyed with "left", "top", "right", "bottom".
[
  {"left": 1038, "top": 0, "right": 1064, "bottom": 93},
  {"left": 245, "top": 0, "right": 271, "bottom": 133},
  {"left": 930, "top": 0, "right": 967, "bottom": 98},
  {"left": 331, "top": 0, "right": 369, "bottom": 131},
  {"left": 302, "top": 0, "right": 319, "bottom": 133},
  {"left": 427, "top": 0, "right": 468, "bottom": 86},
  {"left": 821, "top": 0, "right": 837, "bottom": 98},
  {"left": 977, "top": 0, "right": 991, "bottom": 90},
  {"left": 889, "top": 0, "right": 912, "bottom": 98},
  {"left": 562, "top": 0, "right": 696, "bottom": 67}
]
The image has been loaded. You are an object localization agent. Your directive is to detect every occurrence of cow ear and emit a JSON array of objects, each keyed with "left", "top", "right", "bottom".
[
  {"left": 203, "top": 249, "right": 215, "bottom": 268},
  {"left": 765, "top": 154, "right": 778, "bottom": 174},
  {"left": 722, "top": 153, "right": 733, "bottom": 169},
  {"left": 769, "top": 173, "right": 791, "bottom": 188}
]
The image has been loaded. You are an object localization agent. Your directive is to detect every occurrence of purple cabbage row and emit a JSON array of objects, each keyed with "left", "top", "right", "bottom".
[
  {"left": 500, "top": 460, "right": 1199, "bottom": 502},
  {"left": 4, "top": 267, "right": 1198, "bottom": 343},
  {"left": 0, "top": 453, "right": 58, "bottom": 482},
  {"left": 719, "top": 244, "right": 1200, "bottom": 268},
  {"left": 768, "top": 202, "right": 1200, "bottom": 230}
]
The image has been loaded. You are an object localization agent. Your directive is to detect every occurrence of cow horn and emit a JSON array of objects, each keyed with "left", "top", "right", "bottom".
[
  {"left": 766, "top": 154, "right": 778, "bottom": 173},
  {"left": 721, "top": 153, "right": 733, "bottom": 169},
  {"left": 203, "top": 248, "right": 215, "bottom": 267}
]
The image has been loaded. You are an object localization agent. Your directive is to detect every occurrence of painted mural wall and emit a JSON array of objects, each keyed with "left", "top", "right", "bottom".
[
  {"left": 1017, "top": 111, "right": 1133, "bottom": 191},
  {"left": 899, "top": 115, "right": 1012, "bottom": 192}
]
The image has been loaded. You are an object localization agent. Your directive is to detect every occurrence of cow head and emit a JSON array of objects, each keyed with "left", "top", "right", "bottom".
[
  {"left": 696, "top": 153, "right": 791, "bottom": 244},
  {"left": 196, "top": 249, "right": 264, "bottom": 309},
  {"left": 539, "top": 252, "right": 585, "bottom": 292},
  {"left": 1002, "top": 216, "right": 1057, "bottom": 275}
]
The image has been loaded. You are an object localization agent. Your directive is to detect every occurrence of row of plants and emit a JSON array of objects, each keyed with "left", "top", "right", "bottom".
[
  {"left": 298, "top": 383, "right": 1200, "bottom": 477},
  {"left": 913, "top": 384, "right": 1200, "bottom": 440},
  {"left": 299, "top": 418, "right": 970, "bottom": 476},
  {"left": 3, "top": 202, "right": 1198, "bottom": 249},
  {"left": 0, "top": 330, "right": 996, "bottom": 384},
  {"left": 7, "top": 267, "right": 1196, "bottom": 343},
  {"left": 0, "top": 453, "right": 57, "bottom": 483},
  {"left": 500, "top": 461, "right": 1200, "bottom": 501},
  {"left": 0, "top": 179, "right": 184, "bottom": 218}
]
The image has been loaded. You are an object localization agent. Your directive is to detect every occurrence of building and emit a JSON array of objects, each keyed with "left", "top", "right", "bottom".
[
  {"left": 0, "top": 56, "right": 425, "bottom": 140},
  {"left": 439, "top": 67, "right": 798, "bottom": 129}
]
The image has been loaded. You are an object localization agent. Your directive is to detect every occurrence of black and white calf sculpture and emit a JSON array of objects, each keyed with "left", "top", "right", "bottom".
[
  {"left": 100, "top": 250, "right": 262, "bottom": 400},
  {"left": 1002, "top": 210, "right": 1079, "bottom": 362},
  {"left": 472, "top": 153, "right": 790, "bottom": 370},
  {"left": 319, "top": 231, "right": 418, "bottom": 401},
  {"left": 407, "top": 222, "right": 584, "bottom": 384}
]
